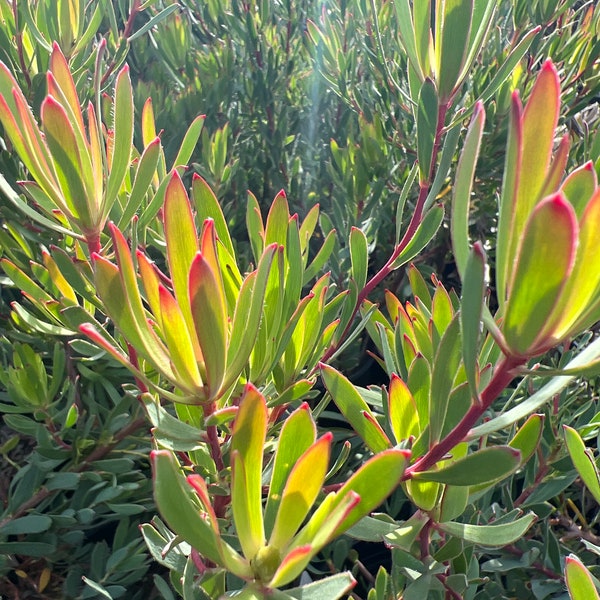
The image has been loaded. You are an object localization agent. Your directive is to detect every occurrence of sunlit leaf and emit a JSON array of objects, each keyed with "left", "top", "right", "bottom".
[
  {"left": 231, "top": 385, "right": 268, "bottom": 560},
  {"left": 413, "top": 446, "right": 521, "bottom": 485}
]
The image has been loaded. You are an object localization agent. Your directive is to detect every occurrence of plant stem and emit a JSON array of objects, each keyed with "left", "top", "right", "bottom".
[{"left": 405, "top": 355, "right": 525, "bottom": 478}]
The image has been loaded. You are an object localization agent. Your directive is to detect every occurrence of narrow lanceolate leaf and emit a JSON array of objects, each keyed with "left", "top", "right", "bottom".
[
  {"left": 41, "top": 96, "right": 90, "bottom": 224},
  {"left": 231, "top": 385, "right": 268, "bottom": 560},
  {"left": 327, "top": 450, "right": 410, "bottom": 538},
  {"left": 189, "top": 252, "right": 227, "bottom": 398},
  {"left": 452, "top": 101, "right": 485, "bottom": 278},
  {"left": 349, "top": 227, "right": 368, "bottom": 289},
  {"left": 429, "top": 315, "right": 462, "bottom": 444},
  {"left": 265, "top": 404, "right": 316, "bottom": 537},
  {"left": 388, "top": 373, "right": 419, "bottom": 444},
  {"left": 509, "top": 414, "right": 544, "bottom": 464},
  {"left": 560, "top": 162, "right": 598, "bottom": 218},
  {"left": 416, "top": 78, "right": 439, "bottom": 182},
  {"left": 496, "top": 93, "right": 523, "bottom": 308},
  {"left": 436, "top": 0, "right": 473, "bottom": 102},
  {"left": 320, "top": 363, "right": 392, "bottom": 453},
  {"left": 172, "top": 114, "right": 205, "bottom": 170},
  {"left": 515, "top": 60, "right": 561, "bottom": 227},
  {"left": 413, "top": 446, "right": 521, "bottom": 486},
  {"left": 119, "top": 136, "right": 162, "bottom": 228},
  {"left": 393, "top": 0, "right": 424, "bottom": 80},
  {"left": 150, "top": 450, "right": 222, "bottom": 565},
  {"left": 438, "top": 512, "right": 536, "bottom": 546},
  {"left": 503, "top": 194, "right": 576, "bottom": 356},
  {"left": 265, "top": 190, "right": 290, "bottom": 247},
  {"left": 158, "top": 285, "right": 203, "bottom": 392},
  {"left": 192, "top": 173, "right": 235, "bottom": 256},
  {"left": 164, "top": 172, "right": 201, "bottom": 356},
  {"left": 269, "top": 433, "right": 333, "bottom": 550},
  {"left": 104, "top": 65, "right": 134, "bottom": 214},
  {"left": 225, "top": 244, "right": 277, "bottom": 392},
  {"left": 565, "top": 555, "right": 600, "bottom": 600},
  {"left": 393, "top": 204, "right": 444, "bottom": 269},
  {"left": 564, "top": 426, "right": 600, "bottom": 505},
  {"left": 461, "top": 243, "right": 486, "bottom": 400},
  {"left": 551, "top": 189, "right": 600, "bottom": 339},
  {"left": 49, "top": 43, "right": 85, "bottom": 134},
  {"left": 106, "top": 225, "right": 175, "bottom": 379}
]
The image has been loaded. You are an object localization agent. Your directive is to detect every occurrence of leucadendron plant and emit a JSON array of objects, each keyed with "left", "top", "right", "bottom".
[{"left": 3, "top": 1, "right": 600, "bottom": 598}]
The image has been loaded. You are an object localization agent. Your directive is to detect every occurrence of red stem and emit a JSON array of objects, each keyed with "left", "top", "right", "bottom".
[
  {"left": 405, "top": 355, "right": 525, "bottom": 478},
  {"left": 320, "top": 103, "right": 449, "bottom": 363}
]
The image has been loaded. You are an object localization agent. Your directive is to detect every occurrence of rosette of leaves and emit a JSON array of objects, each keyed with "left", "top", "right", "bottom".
[
  {"left": 81, "top": 171, "right": 338, "bottom": 406},
  {"left": 453, "top": 60, "right": 600, "bottom": 361},
  {"left": 146, "top": 384, "right": 410, "bottom": 599}
]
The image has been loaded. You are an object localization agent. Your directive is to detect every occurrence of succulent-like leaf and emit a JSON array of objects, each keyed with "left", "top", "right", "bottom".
[
  {"left": 413, "top": 446, "right": 521, "bottom": 485},
  {"left": 231, "top": 385, "right": 268, "bottom": 560},
  {"left": 564, "top": 425, "right": 600, "bottom": 505},
  {"left": 189, "top": 252, "right": 228, "bottom": 397},
  {"left": 320, "top": 363, "right": 391, "bottom": 453},
  {"left": 503, "top": 194, "right": 577, "bottom": 356},
  {"left": 452, "top": 101, "right": 485, "bottom": 278},
  {"left": 429, "top": 314, "right": 462, "bottom": 444},
  {"left": 439, "top": 512, "right": 536, "bottom": 546},
  {"left": 416, "top": 78, "right": 439, "bottom": 182},
  {"left": 436, "top": 0, "right": 473, "bottom": 101},
  {"left": 349, "top": 227, "right": 368, "bottom": 289},
  {"left": 104, "top": 65, "right": 134, "bottom": 214},
  {"left": 388, "top": 373, "right": 419, "bottom": 444},
  {"left": 565, "top": 555, "right": 600, "bottom": 600},
  {"left": 265, "top": 403, "right": 316, "bottom": 537},
  {"left": 461, "top": 242, "right": 486, "bottom": 400},
  {"left": 269, "top": 433, "right": 333, "bottom": 550}
]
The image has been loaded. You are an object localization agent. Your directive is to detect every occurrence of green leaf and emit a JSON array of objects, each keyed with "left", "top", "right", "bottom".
[
  {"left": 388, "top": 373, "right": 419, "bottom": 444},
  {"left": 320, "top": 363, "right": 391, "bottom": 453},
  {"left": 151, "top": 451, "right": 225, "bottom": 567},
  {"left": 265, "top": 403, "right": 316, "bottom": 537},
  {"left": 393, "top": 0, "right": 424, "bottom": 81},
  {"left": 269, "top": 433, "right": 332, "bottom": 550},
  {"left": 41, "top": 96, "right": 90, "bottom": 224},
  {"left": 413, "top": 446, "right": 521, "bottom": 485},
  {"left": 503, "top": 194, "right": 576, "bottom": 356},
  {"left": 104, "top": 65, "right": 134, "bottom": 216},
  {"left": 192, "top": 174, "right": 234, "bottom": 257},
  {"left": 265, "top": 190, "right": 290, "bottom": 247},
  {"left": 0, "top": 515, "right": 52, "bottom": 535},
  {"left": 564, "top": 425, "right": 600, "bottom": 505},
  {"left": 471, "top": 335, "right": 600, "bottom": 437},
  {"left": 438, "top": 512, "right": 536, "bottom": 546},
  {"left": 509, "top": 414, "right": 544, "bottom": 464},
  {"left": 349, "top": 227, "right": 368, "bottom": 289},
  {"left": 189, "top": 251, "right": 228, "bottom": 398},
  {"left": 436, "top": 0, "right": 473, "bottom": 101},
  {"left": 565, "top": 555, "right": 600, "bottom": 600},
  {"left": 225, "top": 245, "right": 277, "bottom": 391},
  {"left": 286, "top": 572, "right": 356, "bottom": 600},
  {"left": 172, "top": 115, "right": 205, "bottom": 170},
  {"left": 461, "top": 242, "right": 486, "bottom": 400},
  {"left": 416, "top": 78, "right": 439, "bottom": 182},
  {"left": 328, "top": 450, "right": 410, "bottom": 538},
  {"left": 164, "top": 171, "right": 199, "bottom": 331},
  {"left": 452, "top": 102, "right": 485, "bottom": 278},
  {"left": 118, "top": 136, "right": 161, "bottom": 229},
  {"left": 429, "top": 314, "right": 462, "bottom": 444},
  {"left": 391, "top": 204, "right": 444, "bottom": 269},
  {"left": 231, "top": 385, "right": 268, "bottom": 560}
]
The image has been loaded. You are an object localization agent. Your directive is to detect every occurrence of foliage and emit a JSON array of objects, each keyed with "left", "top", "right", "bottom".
[{"left": 0, "top": 0, "right": 600, "bottom": 599}]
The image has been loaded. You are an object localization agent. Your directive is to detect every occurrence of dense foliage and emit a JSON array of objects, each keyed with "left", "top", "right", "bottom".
[{"left": 0, "top": 1, "right": 600, "bottom": 599}]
